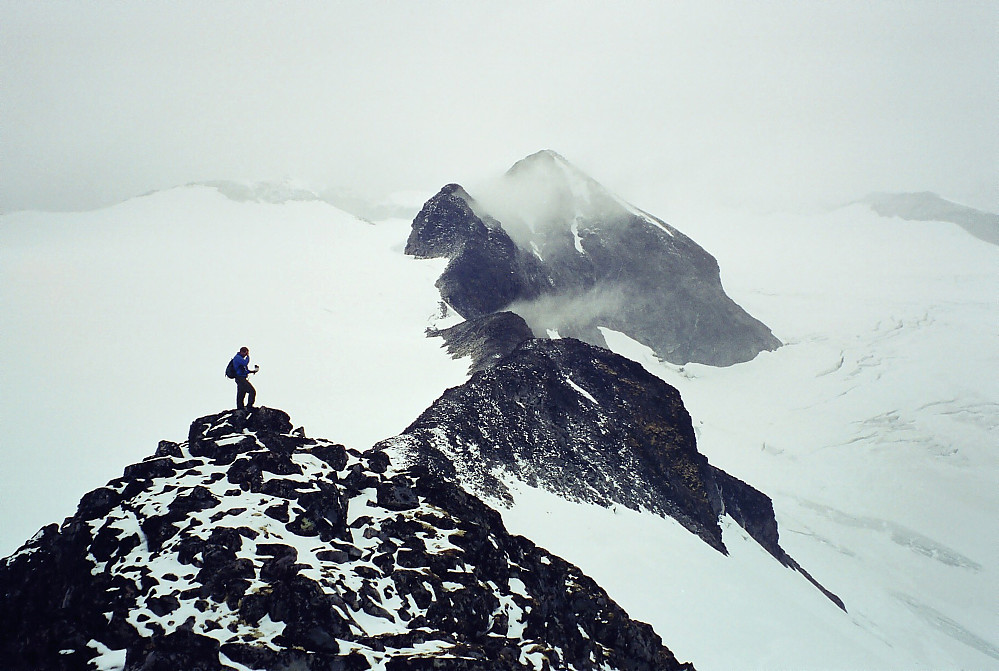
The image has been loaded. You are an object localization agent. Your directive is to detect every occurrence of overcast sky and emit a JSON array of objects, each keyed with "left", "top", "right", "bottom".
[{"left": 2, "top": 1, "right": 996, "bottom": 214}]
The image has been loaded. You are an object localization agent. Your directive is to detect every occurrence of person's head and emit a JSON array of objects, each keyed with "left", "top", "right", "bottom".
[{"left": 239, "top": 346, "right": 249, "bottom": 356}]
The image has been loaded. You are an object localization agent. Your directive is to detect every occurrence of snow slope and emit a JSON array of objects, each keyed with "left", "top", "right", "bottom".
[
  {"left": 562, "top": 203, "right": 998, "bottom": 669},
  {"left": 2, "top": 187, "right": 997, "bottom": 669}
]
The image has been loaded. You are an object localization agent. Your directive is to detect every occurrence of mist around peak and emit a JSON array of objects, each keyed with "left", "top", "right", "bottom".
[
  {"left": 507, "top": 283, "right": 629, "bottom": 344},
  {"left": 410, "top": 150, "right": 781, "bottom": 366},
  {"left": 471, "top": 150, "right": 633, "bottom": 248}
]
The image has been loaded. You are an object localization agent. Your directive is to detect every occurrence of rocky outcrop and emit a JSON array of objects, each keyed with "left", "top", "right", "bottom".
[
  {"left": 406, "top": 184, "right": 548, "bottom": 319},
  {"left": 0, "top": 407, "right": 694, "bottom": 671},
  {"left": 429, "top": 311, "right": 535, "bottom": 374},
  {"left": 386, "top": 338, "right": 843, "bottom": 609},
  {"left": 406, "top": 151, "right": 781, "bottom": 367}
]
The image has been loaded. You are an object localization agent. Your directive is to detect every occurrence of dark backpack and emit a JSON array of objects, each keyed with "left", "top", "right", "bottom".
[{"left": 225, "top": 359, "right": 236, "bottom": 379}]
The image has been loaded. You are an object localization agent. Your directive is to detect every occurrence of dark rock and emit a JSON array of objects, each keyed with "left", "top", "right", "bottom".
[
  {"left": 264, "top": 501, "right": 291, "bottom": 522},
  {"left": 288, "top": 481, "right": 348, "bottom": 543},
  {"left": 227, "top": 456, "right": 263, "bottom": 491},
  {"left": 279, "top": 622, "right": 341, "bottom": 654},
  {"left": 251, "top": 446, "right": 302, "bottom": 475},
  {"left": 218, "top": 643, "right": 309, "bottom": 671},
  {"left": 363, "top": 448, "right": 391, "bottom": 474},
  {"left": 77, "top": 486, "right": 122, "bottom": 521},
  {"left": 430, "top": 311, "right": 534, "bottom": 374},
  {"left": 311, "top": 443, "right": 349, "bottom": 470},
  {"left": 147, "top": 595, "right": 181, "bottom": 617},
  {"left": 154, "top": 440, "right": 183, "bottom": 458},
  {"left": 315, "top": 549, "right": 349, "bottom": 563},
  {"left": 376, "top": 476, "right": 420, "bottom": 511},
  {"left": 171, "top": 486, "right": 220, "bottom": 515},
  {"left": 123, "top": 458, "right": 177, "bottom": 481},
  {"left": 123, "top": 630, "right": 221, "bottom": 671},
  {"left": 259, "top": 552, "right": 304, "bottom": 583},
  {"left": 140, "top": 515, "right": 179, "bottom": 554},
  {"left": 188, "top": 407, "right": 294, "bottom": 443},
  {"left": 341, "top": 463, "right": 377, "bottom": 497},
  {"left": 394, "top": 337, "right": 843, "bottom": 608},
  {"left": 190, "top": 434, "right": 255, "bottom": 461}
]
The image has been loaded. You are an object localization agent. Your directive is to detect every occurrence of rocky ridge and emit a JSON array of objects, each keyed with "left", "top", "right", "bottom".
[
  {"left": 385, "top": 337, "right": 843, "bottom": 609},
  {"left": 0, "top": 407, "right": 694, "bottom": 671}
]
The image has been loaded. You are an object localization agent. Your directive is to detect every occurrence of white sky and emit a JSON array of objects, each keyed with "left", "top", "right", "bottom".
[{"left": 1, "top": 1, "right": 997, "bottom": 213}]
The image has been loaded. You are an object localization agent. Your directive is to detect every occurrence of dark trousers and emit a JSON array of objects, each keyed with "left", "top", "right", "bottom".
[{"left": 235, "top": 376, "right": 256, "bottom": 410}]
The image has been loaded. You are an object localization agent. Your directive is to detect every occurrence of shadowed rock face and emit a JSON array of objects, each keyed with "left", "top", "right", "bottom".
[
  {"left": 429, "top": 311, "right": 535, "bottom": 374},
  {"left": 406, "top": 151, "right": 781, "bottom": 367},
  {"left": 0, "top": 407, "right": 694, "bottom": 671},
  {"left": 406, "top": 184, "right": 549, "bottom": 319},
  {"left": 387, "top": 338, "right": 844, "bottom": 609}
]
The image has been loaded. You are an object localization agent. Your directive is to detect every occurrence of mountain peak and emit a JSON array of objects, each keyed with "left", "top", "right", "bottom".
[
  {"left": 506, "top": 149, "right": 573, "bottom": 173},
  {"left": 407, "top": 151, "right": 781, "bottom": 366},
  {"left": 492, "top": 151, "right": 619, "bottom": 235}
]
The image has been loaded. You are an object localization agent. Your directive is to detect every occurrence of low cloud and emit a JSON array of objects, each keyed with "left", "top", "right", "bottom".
[
  {"left": 2, "top": 4, "right": 996, "bottom": 213},
  {"left": 469, "top": 151, "right": 636, "bottom": 250},
  {"left": 507, "top": 282, "right": 629, "bottom": 340}
]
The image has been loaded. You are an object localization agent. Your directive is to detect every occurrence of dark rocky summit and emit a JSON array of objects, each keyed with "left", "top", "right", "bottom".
[
  {"left": 0, "top": 407, "right": 694, "bottom": 670},
  {"left": 385, "top": 337, "right": 843, "bottom": 609},
  {"left": 406, "top": 183, "right": 549, "bottom": 319},
  {"left": 406, "top": 151, "right": 780, "bottom": 367}
]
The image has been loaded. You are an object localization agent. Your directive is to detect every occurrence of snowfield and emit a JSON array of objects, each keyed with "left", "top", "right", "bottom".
[
  {"left": 1, "top": 186, "right": 997, "bottom": 669},
  {"left": 588, "top": 202, "right": 999, "bottom": 668},
  {"left": 0, "top": 186, "right": 467, "bottom": 557}
]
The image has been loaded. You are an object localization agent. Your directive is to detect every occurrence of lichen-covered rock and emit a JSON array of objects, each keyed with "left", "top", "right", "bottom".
[{"left": 0, "top": 407, "right": 695, "bottom": 670}]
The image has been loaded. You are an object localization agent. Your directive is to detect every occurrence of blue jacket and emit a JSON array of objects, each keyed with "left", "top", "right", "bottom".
[{"left": 232, "top": 353, "right": 251, "bottom": 378}]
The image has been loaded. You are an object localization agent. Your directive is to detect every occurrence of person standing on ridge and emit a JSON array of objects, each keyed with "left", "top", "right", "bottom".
[{"left": 231, "top": 346, "right": 259, "bottom": 410}]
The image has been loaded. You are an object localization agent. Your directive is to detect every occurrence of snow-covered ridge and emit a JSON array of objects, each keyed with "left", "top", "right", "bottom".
[
  {"left": 862, "top": 191, "right": 999, "bottom": 246},
  {"left": 187, "top": 179, "right": 422, "bottom": 221}
]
